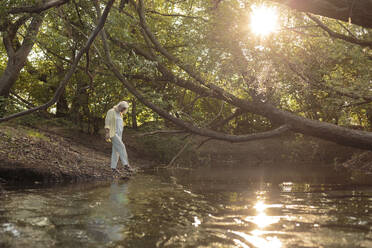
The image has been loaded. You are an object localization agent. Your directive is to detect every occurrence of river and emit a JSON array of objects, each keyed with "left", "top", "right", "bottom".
[{"left": 1, "top": 166, "right": 371, "bottom": 247}]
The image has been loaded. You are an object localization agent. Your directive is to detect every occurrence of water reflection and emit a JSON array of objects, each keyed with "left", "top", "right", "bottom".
[
  {"left": 232, "top": 230, "right": 282, "bottom": 248},
  {"left": 231, "top": 198, "right": 283, "bottom": 247},
  {"left": 249, "top": 201, "right": 281, "bottom": 228},
  {"left": 0, "top": 167, "right": 372, "bottom": 248},
  {"left": 84, "top": 182, "right": 130, "bottom": 243}
]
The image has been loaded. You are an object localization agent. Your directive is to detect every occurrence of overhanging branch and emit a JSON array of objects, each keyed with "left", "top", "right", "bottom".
[
  {"left": 100, "top": 27, "right": 290, "bottom": 143},
  {"left": 308, "top": 14, "right": 372, "bottom": 49},
  {"left": 107, "top": 9, "right": 372, "bottom": 149}
]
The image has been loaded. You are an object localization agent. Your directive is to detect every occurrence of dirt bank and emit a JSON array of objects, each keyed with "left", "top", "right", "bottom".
[{"left": 0, "top": 124, "right": 153, "bottom": 184}]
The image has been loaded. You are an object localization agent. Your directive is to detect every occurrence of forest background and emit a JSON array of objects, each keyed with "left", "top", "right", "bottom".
[{"left": 0, "top": 0, "right": 372, "bottom": 176}]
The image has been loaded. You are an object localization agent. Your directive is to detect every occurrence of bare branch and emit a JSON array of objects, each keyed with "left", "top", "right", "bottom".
[
  {"left": 167, "top": 137, "right": 192, "bottom": 167},
  {"left": 205, "top": 101, "right": 224, "bottom": 128}
]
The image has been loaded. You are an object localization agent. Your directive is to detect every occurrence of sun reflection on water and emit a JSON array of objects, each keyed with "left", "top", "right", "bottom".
[
  {"left": 232, "top": 199, "right": 283, "bottom": 247},
  {"left": 232, "top": 230, "right": 282, "bottom": 248}
]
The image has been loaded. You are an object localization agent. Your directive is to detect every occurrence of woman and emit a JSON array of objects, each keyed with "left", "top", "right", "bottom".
[{"left": 105, "top": 101, "right": 133, "bottom": 174}]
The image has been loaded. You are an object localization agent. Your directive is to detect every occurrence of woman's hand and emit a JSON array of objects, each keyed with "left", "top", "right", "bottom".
[{"left": 105, "top": 129, "right": 110, "bottom": 141}]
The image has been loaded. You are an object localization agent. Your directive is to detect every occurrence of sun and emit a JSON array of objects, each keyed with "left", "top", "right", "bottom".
[{"left": 250, "top": 5, "right": 278, "bottom": 36}]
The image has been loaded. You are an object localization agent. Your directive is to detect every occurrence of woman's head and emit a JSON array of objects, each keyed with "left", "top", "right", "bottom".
[{"left": 114, "top": 101, "right": 129, "bottom": 114}]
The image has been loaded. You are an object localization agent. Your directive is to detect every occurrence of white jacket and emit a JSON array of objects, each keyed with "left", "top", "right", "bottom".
[{"left": 105, "top": 108, "right": 117, "bottom": 138}]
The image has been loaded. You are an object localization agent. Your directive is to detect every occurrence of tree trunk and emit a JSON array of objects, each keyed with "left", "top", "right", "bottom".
[
  {"left": 56, "top": 89, "right": 69, "bottom": 117},
  {"left": 54, "top": 65, "right": 69, "bottom": 117},
  {"left": 272, "top": 0, "right": 372, "bottom": 29},
  {"left": 131, "top": 99, "right": 138, "bottom": 129},
  {"left": 70, "top": 83, "right": 90, "bottom": 129},
  {"left": 0, "top": 57, "right": 26, "bottom": 97},
  {"left": 0, "top": 15, "right": 44, "bottom": 115}
]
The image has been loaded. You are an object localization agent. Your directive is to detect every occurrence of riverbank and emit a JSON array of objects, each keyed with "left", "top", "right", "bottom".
[
  {"left": 0, "top": 123, "right": 153, "bottom": 184},
  {"left": 0, "top": 118, "right": 370, "bottom": 185}
]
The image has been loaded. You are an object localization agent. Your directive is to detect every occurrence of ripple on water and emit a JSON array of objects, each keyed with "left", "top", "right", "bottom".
[{"left": 0, "top": 168, "right": 372, "bottom": 248}]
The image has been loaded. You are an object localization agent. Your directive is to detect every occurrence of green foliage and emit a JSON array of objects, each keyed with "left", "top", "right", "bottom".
[
  {"left": 134, "top": 133, "right": 200, "bottom": 166},
  {"left": 26, "top": 129, "right": 49, "bottom": 141},
  {"left": 1, "top": 0, "right": 371, "bottom": 138}
]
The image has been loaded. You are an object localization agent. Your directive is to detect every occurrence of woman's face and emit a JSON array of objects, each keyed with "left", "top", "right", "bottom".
[{"left": 120, "top": 106, "right": 127, "bottom": 113}]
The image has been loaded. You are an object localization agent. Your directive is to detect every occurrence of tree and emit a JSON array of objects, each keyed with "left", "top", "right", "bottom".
[
  {"left": 0, "top": 0, "right": 115, "bottom": 122},
  {"left": 99, "top": 0, "right": 372, "bottom": 149},
  {"left": 1, "top": 0, "right": 372, "bottom": 152},
  {"left": 0, "top": 0, "right": 70, "bottom": 115}
]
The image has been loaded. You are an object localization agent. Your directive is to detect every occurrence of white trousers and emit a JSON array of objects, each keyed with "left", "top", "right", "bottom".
[{"left": 111, "top": 134, "right": 129, "bottom": 169}]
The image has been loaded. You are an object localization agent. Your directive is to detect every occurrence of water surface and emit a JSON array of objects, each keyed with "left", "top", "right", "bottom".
[{"left": 1, "top": 166, "right": 371, "bottom": 247}]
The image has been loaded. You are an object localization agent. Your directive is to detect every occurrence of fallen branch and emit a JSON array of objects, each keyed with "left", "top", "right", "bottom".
[
  {"left": 167, "top": 138, "right": 193, "bottom": 167},
  {"left": 135, "top": 130, "right": 186, "bottom": 136},
  {"left": 196, "top": 137, "right": 214, "bottom": 150}
]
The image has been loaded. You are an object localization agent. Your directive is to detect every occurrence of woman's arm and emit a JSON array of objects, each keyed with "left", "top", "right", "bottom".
[{"left": 105, "top": 128, "right": 110, "bottom": 140}]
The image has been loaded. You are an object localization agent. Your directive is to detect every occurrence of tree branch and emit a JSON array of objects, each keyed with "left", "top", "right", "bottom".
[
  {"left": 146, "top": 9, "right": 208, "bottom": 22},
  {"left": 136, "top": 130, "right": 186, "bottom": 136},
  {"left": 308, "top": 14, "right": 372, "bottom": 49},
  {"left": 100, "top": 27, "right": 290, "bottom": 143},
  {"left": 2, "top": 33, "right": 15, "bottom": 58},
  {"left": 8, "top": 0, "right": 70, "bottom": 14},
  {"left": 2, "top": 16, "right": 31, "bottom": 57},
  {"left": 272, "top": 0, "right": 372, "bottom": 29},
  {"left": 104, "top": 0, "right": 372, "bottom": 150},
  {"left": 15, "top": 15, "right": 45, "bottom": 59},
  {"left": 135, "top": 0, "right": 207, "bottom": 86},
  {"left": 167, "top": 137, "right": 192, "bottom": 167},
  {"left": 210, "top": 108, "right": 244, "bottom": 129},
  {"left": 9, "top": 91, "right": 36, "bottom": 108}
]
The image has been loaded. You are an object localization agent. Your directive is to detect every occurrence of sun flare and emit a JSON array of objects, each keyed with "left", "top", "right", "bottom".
[{"left": 250, "top": 5, "right": 278, "bottom": 36}]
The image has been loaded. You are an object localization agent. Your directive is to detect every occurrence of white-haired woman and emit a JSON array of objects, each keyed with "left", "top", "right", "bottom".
[{"left": 105, "top": 101, "right": 133, "bottom": 174}]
